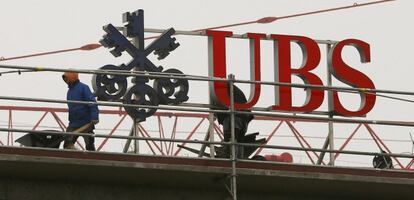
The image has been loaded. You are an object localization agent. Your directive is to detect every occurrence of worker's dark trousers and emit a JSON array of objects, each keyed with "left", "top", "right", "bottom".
[
  {"left": 222, "top": 116, "right": 248, "bottom": 158},
  {"left": 63, "top": 126, "right": 96, "bottom": 151}
]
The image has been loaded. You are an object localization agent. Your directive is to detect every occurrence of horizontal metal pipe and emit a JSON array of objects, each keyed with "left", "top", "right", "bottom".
[
  {"left": 182, "top": 102, "right": 330, "bottom": 116},
  {"left": 0, "top": 105, "right": 341, "bottom": 124},
  {"left": 2, "top": 127, "right": 413, "bottom": 159},
  {"left": 237, "top": 142, "right": 414, "bottom": 159},
  {"left": 1, "top": 64, "right": 414, "bottom": 97},
  {"left": 0, "top": 128, "right": 227, "bottom": 146},
  {"left": 1, "top": 95, "right": 414, "bottom": 127},
  {"left": 0, "top": 95, "right": 227, "bottom": 115},
  {"left": 234, "top": 78, "right": 414, "bottom": 96},
  {"left": 239, "top": 110, "right": 414, "bottom": 127},
  {"left": 0, "top": 64, "right": 215, "bottom": 82}
]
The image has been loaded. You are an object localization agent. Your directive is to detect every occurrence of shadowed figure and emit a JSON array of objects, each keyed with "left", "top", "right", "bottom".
[{"left": 214, "top": 85, "right": 254, "bottom": 158}]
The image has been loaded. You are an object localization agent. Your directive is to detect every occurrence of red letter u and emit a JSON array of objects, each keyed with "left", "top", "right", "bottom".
[{"left": 206, "top": 30, "right": 266, "bottom": 109}]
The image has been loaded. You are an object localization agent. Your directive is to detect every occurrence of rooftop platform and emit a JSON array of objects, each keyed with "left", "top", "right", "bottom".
[{"left": 0, "top": 146, "right": 413, "bottom": 200}]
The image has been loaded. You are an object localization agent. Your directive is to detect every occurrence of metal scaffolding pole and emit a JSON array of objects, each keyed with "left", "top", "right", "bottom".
[
  {"left": 316, "top": 43, "right": 335, "bottom": 165},
  {"left": 208, "top": 113, "right": 216, "bottom": 158},
  {"left": 123, "top": 127, "right": 134, "bottom": 153},
  {"left": 228, "top": 74, "right": 237, "bottom": 200},
  {"left": 134, "top": 120, "right": 140, "bottom": 154},
  {"left": 327, "top": 44, "right": 335, "bottom": 166}
]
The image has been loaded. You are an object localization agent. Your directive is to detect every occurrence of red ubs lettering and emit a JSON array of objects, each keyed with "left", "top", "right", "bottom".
[{"left": 206, "top": 30, "right": 376, "bottom": 117}]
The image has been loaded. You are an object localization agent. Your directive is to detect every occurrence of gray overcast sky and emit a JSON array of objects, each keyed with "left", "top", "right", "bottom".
[{"left": 1, "top": 0, "right": 413, "bottom": 166}]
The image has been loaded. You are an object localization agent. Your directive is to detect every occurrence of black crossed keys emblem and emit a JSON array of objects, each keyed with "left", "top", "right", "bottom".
[{"left": 92, "top": 9, "right": 189, "bottom": 121}]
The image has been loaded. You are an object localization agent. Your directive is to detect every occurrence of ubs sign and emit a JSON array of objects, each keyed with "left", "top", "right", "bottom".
[
  {"left": 94, "top": 9, "right": 375, "bottom": 120},
  {"left": 207, "top": 30, "right": 375, "bottom": 117}
]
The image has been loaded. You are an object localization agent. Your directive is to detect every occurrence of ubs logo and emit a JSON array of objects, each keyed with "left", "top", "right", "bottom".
[{"left": 93, "top": 9, "right": 189, "bottom": 121}]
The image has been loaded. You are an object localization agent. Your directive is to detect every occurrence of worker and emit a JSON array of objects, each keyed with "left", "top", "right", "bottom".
[
  {"left": 214, "top": 84, "right": 253, "bottom": 158},
  {"left": 62, "top": 71, "right": 99, "bottom": 151}
]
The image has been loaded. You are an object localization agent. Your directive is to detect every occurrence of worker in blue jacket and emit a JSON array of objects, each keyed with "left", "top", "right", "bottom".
[{"left": 62, "top": 71, "right": 99, "bottom": 151}]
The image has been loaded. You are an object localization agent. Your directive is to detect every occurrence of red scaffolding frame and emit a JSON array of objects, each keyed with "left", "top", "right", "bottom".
[{"left": 0, "top": 105, "right": 412, "bottom": 170}]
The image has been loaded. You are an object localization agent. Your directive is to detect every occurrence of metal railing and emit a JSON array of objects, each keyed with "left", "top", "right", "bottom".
[{"left": 1, "top": 64, "right": 414, "bottom": 200}]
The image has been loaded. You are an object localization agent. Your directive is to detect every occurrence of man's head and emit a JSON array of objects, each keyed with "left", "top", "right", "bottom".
[{"left": 62, "top": 71, "right": 79, "bottom": 85}]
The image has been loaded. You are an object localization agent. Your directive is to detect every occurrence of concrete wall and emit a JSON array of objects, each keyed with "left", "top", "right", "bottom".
[
  {"left": 0, "top": 179, "right": 343, "bottom": 200},
  {"left": 0, "top": 147, "right": 413, "bottom": 200}
]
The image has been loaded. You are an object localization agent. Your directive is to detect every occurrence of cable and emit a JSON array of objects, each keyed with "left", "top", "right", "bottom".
[
  {"left": 343, "top": 89, "right": 414, "bottom": 104},
  {"left": 0, "top": 69, "right": 36, "bottom": 76},
  {"left": 373, "top": 93, "right": 414, "bottom": 104},
  {"left": 0, "top": 0, "right": 395, "bottom": 61},
  {"left": 275, "top": 0, "right": 396, "bottom": 21},
  {"left": 145, "top": 0, "right": 396, "bottom": 39},
  {"left": 0, "top": 43, "right": 101, "bottom": 62},
  {"left": 199, "top": 0, "right": 396, "bottom": 30}
]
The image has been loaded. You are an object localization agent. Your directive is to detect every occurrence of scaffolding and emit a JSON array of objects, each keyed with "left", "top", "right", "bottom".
[
  {"left": 1, "top": 9, "right": 414, "bottom": 197},
  {"left": 1, "top": 64, "right": 414, "bottom": 199}
]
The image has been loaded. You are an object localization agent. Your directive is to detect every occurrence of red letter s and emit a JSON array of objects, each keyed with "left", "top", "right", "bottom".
[{"left": 328, "top": 39, "right": 376, "bottom": 116}]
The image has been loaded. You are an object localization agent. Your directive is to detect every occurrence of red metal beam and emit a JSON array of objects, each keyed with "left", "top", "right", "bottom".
[
  {"left": 213, "top": 123, "right": 224, "bottom": 140},
  {"left": 137, "top": 125, "right": 157, "bottom": 155},
  {"left": 32, "top": 112, "right": 49, "bottom": 131},
  {"left": 0, "top": 106, "right": 340, "bottom": 122},
  {"left": 364, "top": 124, "right": 404, "bottom": 169},
  {"left": 334, "top": 124, "right": 362, "bottom": 160},
  {"left": 255, "top": 121, "right": 284, "bottom": 156},
  {"left": 286, "top": 121, "right": 316, "bottom": 164},
  {"left": 157, "top": 116, "right": 167, "bottom": 154},
  {"left": 138, "top": 124, "right": 165, "bottom": 155},
  {"left": 0, "top": 106, "right": 209, "bottom": 117},
  {"left": 50, "top": 111, "right": 86, "bottom": 150},
  {"left": 50, "top": 112, "right": 66, "bottom": 131},
  {"left": 97, "top": 114, "right": 128, "bottom": 151},
  {"left": 166, "top": 116, "right": 178, "bottom": 155},
  {"left": 173, "top": 118, "right": 206, "bottom": 156},
  {"left": 407, "top": 159, "right": 414, "bottom": 169},
  {"left": 2, "top": 104, "right": 412, "bottom": 170}
]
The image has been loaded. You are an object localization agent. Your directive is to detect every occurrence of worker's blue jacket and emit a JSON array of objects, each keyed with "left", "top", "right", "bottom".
[{"left": 67, "top": 80, "right": 99, "bottom": 128}]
